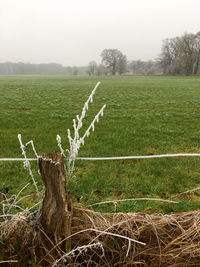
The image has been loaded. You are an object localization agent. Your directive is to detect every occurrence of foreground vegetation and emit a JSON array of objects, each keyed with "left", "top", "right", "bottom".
[{"left": 0, "top": 75, "right": 200, "bottom": 214}]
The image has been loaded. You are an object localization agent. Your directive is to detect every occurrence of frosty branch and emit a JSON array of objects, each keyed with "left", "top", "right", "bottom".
[{"left": 57, "top": 81, "right": 106, "bottom": 177}]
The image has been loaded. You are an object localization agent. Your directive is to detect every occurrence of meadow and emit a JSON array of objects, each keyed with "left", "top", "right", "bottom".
[{"left": 1, "top": 75, "right": 200, "bottom": 214}]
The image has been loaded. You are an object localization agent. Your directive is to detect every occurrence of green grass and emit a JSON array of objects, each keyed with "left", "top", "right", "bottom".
[{"left": 1, "top": 75, "right": 200, "bottom": 214}]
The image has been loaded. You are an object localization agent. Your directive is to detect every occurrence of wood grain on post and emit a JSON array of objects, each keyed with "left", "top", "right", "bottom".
[{"left": 39, "top": 152, "right": 73, "bottom": 252}]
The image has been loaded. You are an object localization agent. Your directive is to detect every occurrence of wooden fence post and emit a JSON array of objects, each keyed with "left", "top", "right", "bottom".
[{"left": 39, "top": 152, "right": 73, "bottom": 253}]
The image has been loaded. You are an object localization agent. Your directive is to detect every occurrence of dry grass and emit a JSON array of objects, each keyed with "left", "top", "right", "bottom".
[
  {"left": 71, "top": 207, "right": 200, "bottom": 266},
  {"left": 1, "top": 206, "right": 200, "bottom": 266}
]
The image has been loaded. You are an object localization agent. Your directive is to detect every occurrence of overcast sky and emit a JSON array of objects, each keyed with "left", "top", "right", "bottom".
[{"left": 0, "top": 0, "right": 200, "bottom": 66}]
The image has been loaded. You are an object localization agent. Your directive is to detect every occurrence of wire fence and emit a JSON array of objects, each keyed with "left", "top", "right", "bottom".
[
  {"left": 1, "top": 152, "right": 200, "bottom": 218},
  {"left": 1, "top": 152, "right": 200, "bottom": 161}
]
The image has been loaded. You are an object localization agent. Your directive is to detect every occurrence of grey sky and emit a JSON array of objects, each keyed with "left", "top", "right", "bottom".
[{"left": 0, "top": 0, "right": 200, "bottom": 66}]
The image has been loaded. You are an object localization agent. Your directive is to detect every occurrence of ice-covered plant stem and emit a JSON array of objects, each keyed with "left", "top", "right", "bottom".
[
  {"left": 57, "top": 81, "right": 106, "bottom": 178},
  {"left": 18, "top": 134, "right": 40, "bottom": 195}
]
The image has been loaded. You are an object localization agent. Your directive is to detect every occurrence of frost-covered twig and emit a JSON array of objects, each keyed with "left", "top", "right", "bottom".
[
  {"left": 0, "top": 192, "right": 10, "bottom": 205},
  {"left": 88, "top": 197, "right": 178, "bottom": 207},
  {"left": 56, "top": 135, "right": 67, "bottom": 158},
  {"left": 9, "top": 183, "right": 30, "bottom": 212},
  {"left": 0, "top": 184, "right": 32, "bottom": 221},
  {"left": 0, "top": 214, "right": 15, "bottom": 219},
  {"left": 25, "top": 140, "right": 38, "bottom": 158},
  {"left": 67, "top": 104, "right": 106, "bottom": 177},
  {"left": 88, "top": 217, "right": 143, "bottom": 257},
  {"left": 179, "top": 187, "right": 200, "bottom": 195},
  {"left": 52, "top": 242, "right": 104, "bottom": 267},
  {"left": 18, "top": 134, "right": 39, "bottom": 195},
  {"left": 44, "top": 227, "right": 145, "bottom": 262},
  {"left": 8, "top": 204, "right": 25, "bottom": 211},
  {"left": 28, "top": 201, "right": 42, "bottom": 211},
  {"left": 57, "top": 82, "right": 106, "bottom": 178},
  {"left": 81, "top": 104, "right": 106, "bottom": 141}
]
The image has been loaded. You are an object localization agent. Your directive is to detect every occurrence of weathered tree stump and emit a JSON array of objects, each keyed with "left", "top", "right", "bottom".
[{"left": 39, "top": 152, "right": 73, "bottom": 252}]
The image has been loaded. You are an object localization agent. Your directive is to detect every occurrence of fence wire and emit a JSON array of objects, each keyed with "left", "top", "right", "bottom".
[{"left": 1, "top": 153, "right": 200, "bottom": 161}]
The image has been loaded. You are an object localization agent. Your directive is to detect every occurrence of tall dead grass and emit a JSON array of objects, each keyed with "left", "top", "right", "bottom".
[{"left": 1, "top": 206, "right": 200, "bottom": 266}]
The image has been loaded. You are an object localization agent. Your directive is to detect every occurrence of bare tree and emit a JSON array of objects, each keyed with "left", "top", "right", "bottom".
[
  {"left": 193, "top": 32, "right": 200, "bottom": 74},
  {"left": 179, "top": 33, "right": 197, "bottom": 75},
  {"left": 159, "top": 32, "right": 200, "bottom": 75},
  {"left": 116, "top": 54, "right": 128, "bottom": 74},
  {"left": 128, "top": 60, "right": 160, "bottom": 75},
  {"left": 87, "top": 61, "right": 97, "bottom": 76},
  {"left": 96, "top": 64, "right": 108, "bottom": 76},
  {"left": 100, "top": 49, "right": 127, "bottom": 75},
  {"left": 158, "top": 37, "right": 182, "bottom": 74}
]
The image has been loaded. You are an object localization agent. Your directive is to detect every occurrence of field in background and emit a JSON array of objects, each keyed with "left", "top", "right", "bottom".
[{"left": 1, "top": 75, "right": 200, "bottom": 213}]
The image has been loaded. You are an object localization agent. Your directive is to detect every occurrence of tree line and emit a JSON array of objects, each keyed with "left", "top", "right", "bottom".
[
  {"left": 0, "top": 62, "right": 88, "bottom": 76},
  {"left": 89, "top": 31, "right": 200, "bottom": 76},
  {"left": 0, "top": 31, "right": 199, "bottom": 76},
  {"left": 0, "top": 59, "right": 162, "bottom": 76},
  {"left": 87, "top": 49, "right": 161, "bottom": 76}
]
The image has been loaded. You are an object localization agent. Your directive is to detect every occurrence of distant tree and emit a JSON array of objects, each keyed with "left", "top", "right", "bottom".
[
  {"left": 64, "top": 66, "right": 72, "bottom": 75},
  {"left": 95, "top": 64, "right": 108, "bottom": 76},
  {"left": 87, "top": 61, "right": 97, "bottom": 75},
  {"left": 128, "top": 60, "right": 160, "bottom": 75},
  {"left": 116, "top": 54, "right": 127, "bottom": 74},
  {"left": 193, "top": 31, "right": 200, "bottom": 74},
  {"left": 71, "top": 66, "right": 79, "bottom": 75},
  {"left": 158, "top": 39, "right": 175, "bottom": 74},
  {"left": 179, "top": 33, "right": 198, "bottom": 75},
  {"left": 100, "top": 49, "right": 127, "bottom": 75},
  {"left": 159, "top": 32, "right": 200, "bottom": 75},
  {"left": 129, "top": 60, "right": 145, "bottom": 75}
]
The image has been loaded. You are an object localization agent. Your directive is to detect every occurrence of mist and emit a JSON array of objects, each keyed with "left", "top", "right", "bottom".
[{"left": 1, "top": 0, "right": 200, "bottom": 65}]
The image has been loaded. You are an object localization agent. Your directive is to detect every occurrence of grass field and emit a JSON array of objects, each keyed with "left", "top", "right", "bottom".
[{"left": 1, "top": 75, "right": 200, "bottom": 214}]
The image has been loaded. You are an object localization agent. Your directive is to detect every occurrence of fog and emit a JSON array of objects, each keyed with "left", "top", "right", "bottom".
[{"left": 0, "top": 0, "right": 200, "bottom": 65}]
